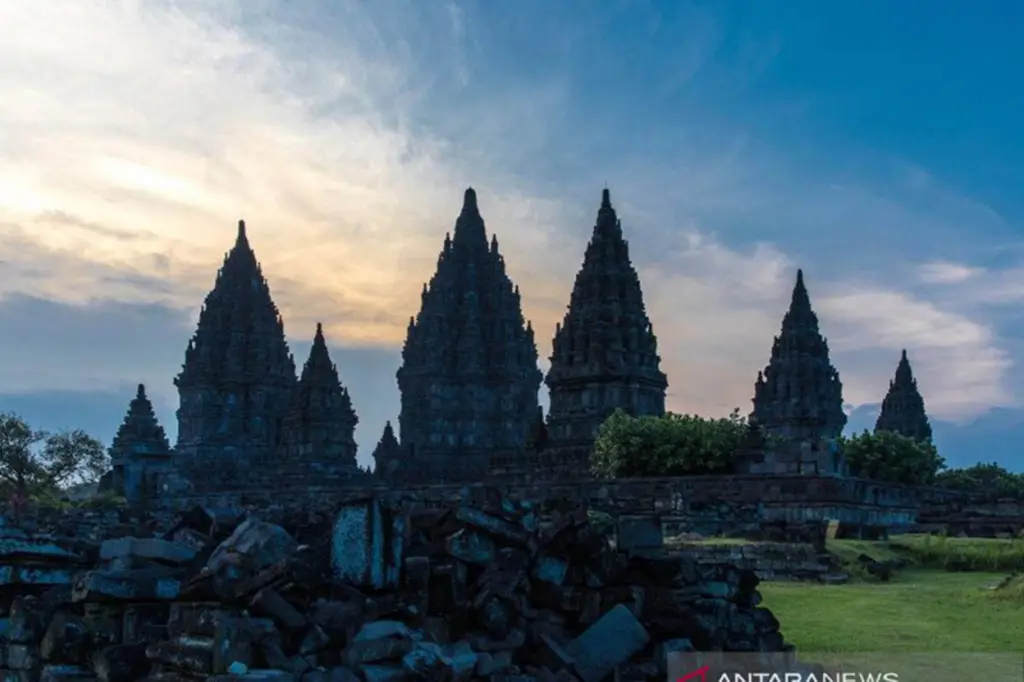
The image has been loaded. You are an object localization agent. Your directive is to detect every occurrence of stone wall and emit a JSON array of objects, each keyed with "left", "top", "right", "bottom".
[
  {"left": 156, "top": 473, "right": 945, "bottom": 538},
  {"left": 10, "top": 473, "right": 1015, "bottom": 546},
  {"left": 673, "top": 542, "right": 838, "bottom": 583},
  {"left": 914, "top": 497, "right": 1024, "bottom": 537}
]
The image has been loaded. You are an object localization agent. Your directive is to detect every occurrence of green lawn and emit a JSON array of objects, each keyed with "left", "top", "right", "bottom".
[{"left": 760, "top": 569, "right": 1024, "bottom": 652}]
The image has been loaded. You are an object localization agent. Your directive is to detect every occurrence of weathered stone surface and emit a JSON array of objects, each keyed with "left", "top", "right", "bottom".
[
  {"left": 330, "top": 499, "right": 404, "bottom": 590},
  {"left": 99, "top": 539, "right": 194, "bottom": 567},
  {"left": 206, "top": 517, "right": 297, "bottom": 577},
  {"left": 0, "top": 497, "right": 792, "bottom": 682}
]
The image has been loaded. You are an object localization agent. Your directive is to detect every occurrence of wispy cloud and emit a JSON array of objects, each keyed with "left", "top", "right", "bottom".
[{"left": 917, "top": 261, "right": 983, "bottom": 285}]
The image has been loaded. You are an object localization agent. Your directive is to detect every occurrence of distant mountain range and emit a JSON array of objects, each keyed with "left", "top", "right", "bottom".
[{"left": 1, "top": 390, "right": 1020, "bottom": 473}]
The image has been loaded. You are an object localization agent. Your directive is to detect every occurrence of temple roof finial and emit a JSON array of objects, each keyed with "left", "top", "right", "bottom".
[
  {"left": 463, "top": 187, "right": 478, "bottom": 213},
  {"left": 136, "top": 383, "right": 146, "bottom": 399},
  {"left": 601, "top": 187, "right": 611, "bottom": 208},
  {"left": 236, "top": 219, "right": 247, "bottom": 242},
  {"left": 788, "top": 268, "right": 812, "bottom": 315}
]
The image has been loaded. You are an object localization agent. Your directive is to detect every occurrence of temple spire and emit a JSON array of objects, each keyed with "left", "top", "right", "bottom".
[
  {"left": 106, "top": 383, "right": 173, "bottom": 503},
  {"left": 463, "top": 187, "right": 478, "bottom": 213},
  {"left": 875, "top": 349, "right": 932, "bottom": 442},
  {"left": 280, "top": 323, "right": 358, "bottom": 466},
  {"left": 751, "top": 269, "right": 846, "bottom": 442},
  {"left": 784, "top": 268, "right": 815, "bottom": 328},
  {"left": 396, "top": 188, "right": 541, "bottom": 482},
  {"left": 371, "top": 421, "right": 403, "bottom": 478},
  {"left": 544, "top": 189, "right": 667, "bottom": 473},
  {"left": 174, "top": 219, "right": 296, "bottom": 459}
]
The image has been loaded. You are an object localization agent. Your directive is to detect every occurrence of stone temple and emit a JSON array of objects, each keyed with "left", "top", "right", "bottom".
[
  {"left": 875, "top": 349, "right": 932, "bottom": 442},
  {"left": 161, "top": 221, "right": 364, "bottom": 493},
  {"left": 101, "top": 189, "right": 931, "bottom": 499},
  {"left": 391, "top": 188, "right": 543, "bottom": 483},
  {"left": 538, "top": 188, "right": 667, "bottom": 479}
]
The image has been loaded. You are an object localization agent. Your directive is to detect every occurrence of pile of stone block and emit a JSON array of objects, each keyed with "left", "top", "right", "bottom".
[{"left": 0, "top": 496, "right": 790, "bottom": 682}]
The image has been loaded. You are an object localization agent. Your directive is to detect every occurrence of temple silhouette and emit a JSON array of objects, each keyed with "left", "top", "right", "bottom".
[{"left": 103, "top": 188, "right": 932, "bottom": 501}]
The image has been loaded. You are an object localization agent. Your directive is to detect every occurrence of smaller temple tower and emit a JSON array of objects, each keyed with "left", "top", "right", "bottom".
[
  {"left": 875, "top": 349, "right": 932, "bottom": 442},
  {"left": 279, "top": 323, "right": 360, "bottom": 472},
  {"left": 751, "top": 269, "right": 847, "bottom": 444},
  {"left": 543, "top": 189, "right": 667, "bottom": 476},
  {"left": 107, "top": 384, "right": 175, "bottom": 503},
  {"left": 371, "top": 421, "right": 403, "bottom": 479}
]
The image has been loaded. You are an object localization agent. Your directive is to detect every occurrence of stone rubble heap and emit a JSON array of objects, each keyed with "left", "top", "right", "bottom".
[{"left": 0, "top": 498, "right": 790, "bottom": 682}]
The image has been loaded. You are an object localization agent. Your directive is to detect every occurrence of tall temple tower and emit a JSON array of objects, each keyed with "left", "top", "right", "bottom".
[
  {"left": 396, "top": 188, "right": 543, "bottom": 482},
  {"left": 751, "top": 269, "right": 847, "bottom": 442},
  {"left": 875, "top": 349, "right": 932, "bottom": 442},
  {"left": 279, "top": 323, "right": 359, "bottom": 467},
  {"left": 544, "top": 189, "right": 667, "bottom": 473},
  {"left": 174, "top": 220, "right": 297, "bottom": 465}
]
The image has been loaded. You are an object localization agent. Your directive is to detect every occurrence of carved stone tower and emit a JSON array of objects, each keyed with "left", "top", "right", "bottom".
[
  {"left": 875, "top": 349, "right": 932, "bottom": 442},
  {"left": 371, "top": 421, "right": 403, "bottom": 480},
  {"left": 396, "top": 188, "right": 543, "bottom": 482},
  {"left": 174, "top": 220, "right": 296, "bottom": 472},
  {"left": 279, "top": 323, "right": 359, "bottom": 469},
  {"left": 752, "top": 269, "right": 847, "bottom": 443},
  {"left": 544, "top": 189, "right": 667, "bottom": 474},
  {"left": 107, "top": 384, "right": 174, "bottom": 503}
]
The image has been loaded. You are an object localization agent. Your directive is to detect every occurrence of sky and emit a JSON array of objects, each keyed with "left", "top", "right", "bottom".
[{"left": 0, "top": 0, "right": 1022, "bottom": 471}]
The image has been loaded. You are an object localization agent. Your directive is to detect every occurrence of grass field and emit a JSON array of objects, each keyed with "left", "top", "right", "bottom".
[
  {"left": 850, "top": 533, "right": 1024, "bottom": 572},
  {"left": 760, "top": 569, "right": 1023, "bottom": 652},
  {"left": 755, "top": 535, "right": 1024, "bottom": 656}
]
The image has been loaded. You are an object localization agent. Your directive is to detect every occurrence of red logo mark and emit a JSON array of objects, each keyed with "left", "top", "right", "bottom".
[{"left": 677, "top": 664, "right": 710, "bottom": 682}]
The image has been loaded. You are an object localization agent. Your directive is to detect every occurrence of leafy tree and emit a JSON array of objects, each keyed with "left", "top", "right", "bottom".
[
  {"left": 0, "top": 412, "right": 108, "bottom": 497},
  {"left": 591, "top": 408, "right": 748, "bottom": 478},
  {"left": 838, "top": 430, "right": 944, "bottom": 485},
  {"left": 935, "top": 462, "right": 1024, "bottom": 499}
]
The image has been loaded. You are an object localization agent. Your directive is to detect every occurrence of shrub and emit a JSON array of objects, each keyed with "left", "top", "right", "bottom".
[
  {"left": 838, "top": 430, "right": 944, "bottom": 485},
  {"left": 591, "top": 408, "right": 747, "bottom": 478}
]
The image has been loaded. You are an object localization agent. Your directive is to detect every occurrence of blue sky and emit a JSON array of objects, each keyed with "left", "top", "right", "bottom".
[{"left": 0, "top": 0, "right": 1020, "bottom": 470}]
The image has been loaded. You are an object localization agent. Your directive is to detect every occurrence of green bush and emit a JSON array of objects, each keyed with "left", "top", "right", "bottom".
[
  {"left": 838, "top": 430, "right": 944, "bottom": 485},
  {"left": 935, "top": 462, "right": 1024, "bottom": 499},
  {"left": 590, "top": 408, "right": 747, "bottom": 478}
]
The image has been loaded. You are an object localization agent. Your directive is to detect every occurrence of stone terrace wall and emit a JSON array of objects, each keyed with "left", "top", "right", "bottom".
[
  {"left": 159, "top": 473, "right": 938, "bottom": 536},
  {"left": 915, "top": 497, "right": 1024, "bottom": 537},
  {"left": 676, "top": 542, "right": 836, "bottom": 582}
]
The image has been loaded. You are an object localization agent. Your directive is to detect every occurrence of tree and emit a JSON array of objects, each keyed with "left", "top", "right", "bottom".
[
  {"left": 0, "top": 412, "right": 108, "bottom": 496},
  {"left": 935, "top": 462, "right": 1024, "bottom": 499},
  {"left": 838, "top": 430, "right": 944, "bottom": 485},
  {"left": 591, "top": 408, "right": 748, "bottom": 478}
]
